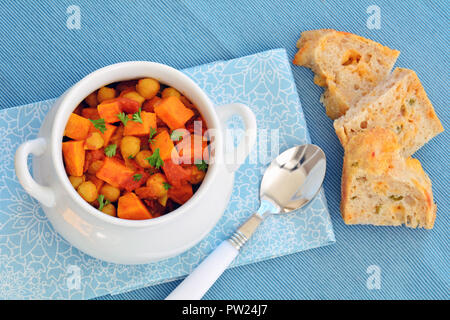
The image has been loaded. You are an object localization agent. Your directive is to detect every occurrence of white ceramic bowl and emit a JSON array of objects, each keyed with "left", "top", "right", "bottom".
[{"left": 15, "top": 62, "right": 257, "bottom": 264}]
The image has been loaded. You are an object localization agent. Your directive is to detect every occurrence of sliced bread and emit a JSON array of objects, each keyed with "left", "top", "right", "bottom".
[
  {"left": 341, "top": 127, "right": 436, "bottom": 229},
  {"left": 293, "top": 29, "right": 400, "bottom": 119},
  {"left": 334, "top": 68, "right": 444, "bottom": 156}
]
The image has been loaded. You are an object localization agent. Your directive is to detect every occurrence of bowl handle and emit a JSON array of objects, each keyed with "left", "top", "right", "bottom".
[
  {"left": 215, "top": 103, "right": 257, "bottom": 172},
  {"left": 15, "top": 138, "right": 56, "bottom": 207}
]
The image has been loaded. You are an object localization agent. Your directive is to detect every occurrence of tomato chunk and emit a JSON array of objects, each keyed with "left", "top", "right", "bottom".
[
  {"left": 168, "top": 183, "right": 193, "bottom": 205},
  {"left": 162, "top": 159, "right": 191, "bottom": 187}
]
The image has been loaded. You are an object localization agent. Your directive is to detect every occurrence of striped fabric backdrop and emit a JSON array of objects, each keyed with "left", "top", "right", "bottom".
[{"left": 0, "top": 0, "right": 448, "bottom": 299}]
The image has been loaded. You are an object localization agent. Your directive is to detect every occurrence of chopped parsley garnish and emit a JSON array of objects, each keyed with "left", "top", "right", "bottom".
[
  {"left": 196, "top": 160, "right": 208, "bottom": 171},
  {"left": 89, "top": 118, "right": 106, "bottom": 134},
  {"left": 98, "top": 194, "right": 110, "bottom": 211},
  {"left": 128, "top": 155, "right": 134, "bottom": 159},
  {"left": 145, "top": 148, "right": 164, "bottom": 169},
  {"left": 163, "top": 182, "right": 172, "bottom": 190},
  {"left": 170, "top": 130, "right": 184, "bottom": 141},
  {"left": 117, "top": 112, "right": 129, "bottom": 126},
  {"left": 133, "top": 174, "right": 143, "bottom": 181},
  {"left": 104, "top": 144, "right": 117, "bottom": 157},
  {"left": 148, "top": 127, "right": 157, "bottom": 144},
  {"left": 132, "top": 108, "right": 143, "bottom": 123},
  {"left": 408, "top": 98, "right": 416, "bottom": 105}
]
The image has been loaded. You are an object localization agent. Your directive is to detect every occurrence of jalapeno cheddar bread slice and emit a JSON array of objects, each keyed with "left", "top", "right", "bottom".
[
  {"left": 334, "top": 68, "right": 444, "bottom": 156},
  {"left": 341, "top": 127, "right": 436, "bottom": 229},
  {"left": 293, "top": 29, "right": 400, "bottom": 119}
]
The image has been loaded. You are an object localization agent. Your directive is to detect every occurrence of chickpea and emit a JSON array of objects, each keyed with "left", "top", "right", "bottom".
[
  {"left": 87, "top": 160, "right": 104, "bottom": 175},
  {"left": 188, "top": 165, "right": 206, "bottom": 184},
  {"left": 146, "top": 173, "right": 168, "bottom": 198},
  {"left": 85, "top": 132, "right": 104, "bottom": 150},
  {"left": 77, "top": 181, "right": 98, "bottom": 203},
  {"left": 136, "top": 78, "right": 160, "bottom": 99},
  {"left": 122, "top": 91, "right": 145, "bottom": 107},
  {"left": 135, "top": 150, "right": 153, "bottom": 168},
  {"left": 120, "top": 135, "right": 141, "bottom": 159},
  {"left": 97, "top": 87, "right": 116, "bottom": 103},
  {"left": 85, "top": 91, "right": 98, "bottom": 108},
  {"left": 100, "top": 184, "right": 121, "bottom": 202},
  {"left": 161, "top": 87, "right": 181, "bottom": 99},
  {"left": 101, "top": 203, "right": 116, "bottom": 217},
  {"left": 69, "top": 175, "right": 85, "bottom": 189}
]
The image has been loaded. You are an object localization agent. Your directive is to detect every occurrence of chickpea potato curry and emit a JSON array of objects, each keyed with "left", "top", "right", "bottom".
[{"left": 62, "top": 78, "right": 210, "bottom": 220}]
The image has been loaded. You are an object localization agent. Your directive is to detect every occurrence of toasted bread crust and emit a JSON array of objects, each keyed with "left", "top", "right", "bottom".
[
  {"left": 294, "top": 29, "right": 400, "bottom": 119},
  {"left": 295, "top": 30, "right": 441, "bottom": 229},
  {"left": 341, "top": 128, "right": 436, "bottom": 229},
  {"left": 334, "top": 68, "right": 444, "bottom": 156}
]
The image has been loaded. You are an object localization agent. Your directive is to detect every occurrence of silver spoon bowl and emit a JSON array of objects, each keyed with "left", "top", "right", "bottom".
[
  {"left": 229, "top": 144, "right": 326, "bottom": 250},
  {"left": 167, "top": 144, "right": 326, "bottom": 300}
]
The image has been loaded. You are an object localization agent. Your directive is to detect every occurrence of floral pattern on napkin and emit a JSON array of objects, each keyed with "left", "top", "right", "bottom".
[{"left": 0, "top": 49, "right": 335, "bottom": 299}]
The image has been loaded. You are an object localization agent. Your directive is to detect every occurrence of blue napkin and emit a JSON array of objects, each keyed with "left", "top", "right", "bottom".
[{"left": 0, "top": 49, "right": 335, "bottom": 299}]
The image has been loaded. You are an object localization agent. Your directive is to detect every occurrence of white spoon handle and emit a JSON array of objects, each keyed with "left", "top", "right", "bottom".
[
  {"left": 165, "top": 240, "right": 238, "bottom": 300},
  {"left": 166, "top": 213, "right": 264, "bottom": 300}
]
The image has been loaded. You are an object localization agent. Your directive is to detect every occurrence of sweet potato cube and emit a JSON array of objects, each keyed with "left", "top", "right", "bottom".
[
  {"left": 117, "top": 192, "right": 153, "bottom": 220},
  {"left": 97, "top": 99, "right": 122, "bottom": 123},
  {"left": 123, "top": 112, "right": 157, "bottom": 136},
  {"left": 154, "top": 96, "right": 195, "bottom": 130},
  {"left": 151, "top": 130, "right": 175, "bottom": 160},
  {"left": 64, "top": 113, "right": 92, "bottom": 140},
  {"left": 62, "top": 140, "right": 85, "bottom": 176},
  {"left": 96, "top": 157, "right": 134, "bottom": 188},
  {"left": 168, "top": 183, "right": 193, "bottom": 205}
]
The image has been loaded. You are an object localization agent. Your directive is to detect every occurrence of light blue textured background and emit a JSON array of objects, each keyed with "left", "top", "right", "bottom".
[{"left": 0, "top": 0, "right": 448, "bottom": 299}]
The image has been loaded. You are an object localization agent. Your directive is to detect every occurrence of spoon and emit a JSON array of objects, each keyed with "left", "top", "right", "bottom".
[{"left": 166, "top": 144, "right": 326, "bottom": 300}]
